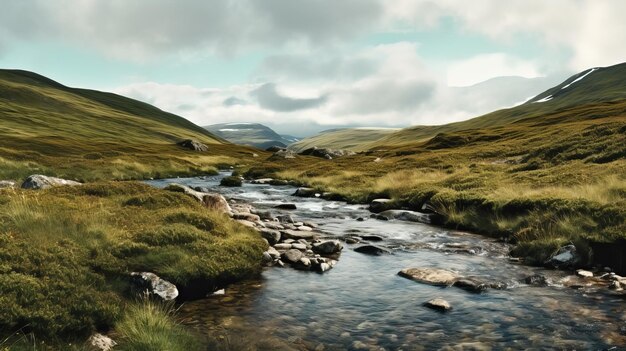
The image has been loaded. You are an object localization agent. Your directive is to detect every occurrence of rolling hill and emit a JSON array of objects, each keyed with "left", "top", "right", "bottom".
[
  {"left": 0, "top": 69, "right": 259, "bottom": 181},
  {"left": 288, "top": 128, "right": 398, "bottom": 152},
  {"left": 294, "top": 63, "right": 626, "bottom": 151},
  {"left": 204, "top": 122, "right": 298, "bottom": 149}
]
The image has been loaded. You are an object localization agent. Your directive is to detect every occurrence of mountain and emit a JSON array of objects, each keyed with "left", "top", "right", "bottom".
[
  {"left": 288, "top": 128, "right": 398, "bottom": 152},
  {"left": 0, "top": 69, "right": 256, "bottom": 180},
  {"left": 293, "top": 63, "right": 626, "bottom": 152},
  {"left": 205, "top": 122, "right": 298, "bottom": 149}
]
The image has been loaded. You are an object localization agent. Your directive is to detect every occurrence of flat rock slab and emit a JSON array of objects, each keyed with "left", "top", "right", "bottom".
[
  {"left": 21, "top": 174, "right": 81, "bottom": 190},
  {"left": 398, "top": 268, "right": 458, "bottom": 286},
  {"left": 377, "top": 210, "right": 433, "bottom": 224},
  {"left": 281, "top": 229, "right": 318, "bottom": 241}
]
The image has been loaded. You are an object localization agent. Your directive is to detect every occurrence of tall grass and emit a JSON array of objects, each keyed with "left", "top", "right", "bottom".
[{"left": 115, "top": 300, "right": 200, "bottom": 351}]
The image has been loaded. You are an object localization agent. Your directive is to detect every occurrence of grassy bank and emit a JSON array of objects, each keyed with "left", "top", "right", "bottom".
[
  {"left": 245, "top": 105, "right": 626, "bottom": 265},
  {"left": 0, "top": 181, "right": 265, "bottom": 348}
]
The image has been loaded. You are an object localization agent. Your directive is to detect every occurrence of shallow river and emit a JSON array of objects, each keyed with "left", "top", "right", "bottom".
[{"left": 148, "top": 173, "right": 626, "bottom": 350}]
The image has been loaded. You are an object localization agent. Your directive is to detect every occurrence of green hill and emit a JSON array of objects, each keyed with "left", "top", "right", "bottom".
[
  {"left": 0, "top": 69, "right": 259, "bottom": 181},
  {"left": 288, "top": 128, "right": 398, "bottom": 152}
]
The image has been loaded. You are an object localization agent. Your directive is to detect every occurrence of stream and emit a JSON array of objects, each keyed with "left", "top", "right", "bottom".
[{"left": 148, "top": 173, "right": 626, "bottom": 350}]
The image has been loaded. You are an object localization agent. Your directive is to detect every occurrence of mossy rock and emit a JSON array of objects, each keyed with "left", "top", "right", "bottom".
[{"left": 220, "top": 176, "right": 242, "bottom": 187}]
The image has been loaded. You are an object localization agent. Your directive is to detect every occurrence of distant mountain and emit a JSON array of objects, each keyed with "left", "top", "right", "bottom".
[{"left": 204, "top": 123, "right": 298, "bottom": 149}]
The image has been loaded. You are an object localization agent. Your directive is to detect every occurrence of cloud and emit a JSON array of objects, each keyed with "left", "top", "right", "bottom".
[
  {"left": 223, "top": 96, "right": 248, "bottom": 106},
  {"left": 446, "top": 53, "right": 542, "bottom": 87},
  {"left": 251, "top": 83, "right": 328, "bottom": 112}
]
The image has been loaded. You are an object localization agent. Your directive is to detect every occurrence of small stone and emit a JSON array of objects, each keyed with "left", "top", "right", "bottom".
[
  {"left": 576, "top": 269, "right": 594, "bottom": 278},
  {"left": 424, "top": 298, "right": 451, "bottom": 312}
]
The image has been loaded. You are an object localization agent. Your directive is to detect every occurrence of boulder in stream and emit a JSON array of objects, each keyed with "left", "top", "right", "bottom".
[
  {"left": 260, "top": 229, "right": 281, "bottom": 245},
  {"left": 398, "top": 268, "right": 458, "bottom": 286},
  {"left": 312, "top": 240, "right": 343, "bottom": 255},
  {"left": 275, "top": 203, "right": 297, "bottom": 210},
  {"left": 282, "top": 249, "right": 304, "bottom": 263},
  {"left": 545, "top": 244, "right": 581, "bottom": 269},
  {"left": 369, "top": 198, "right": 391, "bottom": 213},
  {"left": 377, "top": 210, "right": 434, "bottom": 224},
  {"left": 354, "top": 245, "right": 391, "bottom": 256},
  {"left": 424, "top": 298, "right": 451, "bottom": 312}
]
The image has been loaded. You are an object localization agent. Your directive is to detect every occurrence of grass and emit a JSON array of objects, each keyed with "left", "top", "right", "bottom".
[{"left": 115, "top": 299, "right": 200, "bottom": 351}]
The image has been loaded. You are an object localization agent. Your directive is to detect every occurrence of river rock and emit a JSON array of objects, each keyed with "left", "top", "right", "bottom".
[
  {"left": 264, "top": 222, "right": 285, "bottom": 230},
  {"left": 267, "top": 246, "right": 281, "bottom": 259},
  {"left": 130, "top": 272, "right": 178, "bottom": 301},
  {"left": 165, "top": 183, "right": 206, "bottom": 202},
  {"left": 303, "top": 221, "right": 318, "bottom": 228},
  {"left": 282, "top": 249, "right": 304, "bottom": 263},
  {"left": 0, "top": 180, "right": 15, "bottom": 189},
  {"left": 233, "top": 213, "right": 261, "bottom": 222},
  {"left": 377, "top": 210, "right": 433, "bottom": 224},
  {"left": 523, "top": 274, "right": 549, "bottom": 287},
  {"left": 292, "top": 243, "right": 307, "bottom": 250},
  {"left": 313, "top": 240, "right": 343, "bottom": 255},
  {"left": 260, "top": 229, "right": 281, "bottom": 245},
  {"left": 398, "top": 268, "right": 458, "bottom": 286},
  {"left": 88, "top": 333, "right": 117, "bottom": 351},
  {"left": 281, "top": 229, "right": 317, "bottom": 241},
  {"left": 293, "top": 187, "right": 318, "bottom": 197},
  {"left": 277, "top": 215, "right": 295, "bottom": 223},
  {"left": 424, "top": 298, "right": 451, "bottom": 312},
  {"left": 250, "top": 178, "right": 273, "bottom": 184},
  {"left": 360, "top": 234, "right": 384, "bottom": 242},
  {"left": 354, "top": 245, "right": 391, "bottom": 256},
  {"left": 545, "top": 244, "right": 580, "bottom": 269},
  {"left": 202, "top": 193, "right": 232, "bottom": 213},
  {"left": 21, "top": 174, "right": 81, "bottom": 190},
  {"left": 177, "top": 139, "right": 209, "bottom": 151},
  {"left": 274, "top": 243, "right": 293, "bottom": 250},
  {"left": 345, "top": 237, "right": 361, "bottom": 244},
  {"left": 576, "top": 269, "right": 594, "bottom": 278},
  {"left": 275, "top": 203, "right": 297, "bottom": 210},
  {"left": 262, "top": 251, "right": 273, "bottom": 263},
  {"left": 453, "top": 277, "right": 490, "bottom": 293},
  {"left": 369, "top": 198, "right": 391, "bottom": 213},
  {"left": 236, "top": 219, "right": 257, "bottom": 228}
]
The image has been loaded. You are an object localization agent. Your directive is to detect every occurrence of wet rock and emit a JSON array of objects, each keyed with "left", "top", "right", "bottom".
[
  {"left": 609, "top": 280, "right": 623, "bottom": 290},
  {"left": 576, "top": 269, "right": 594, "bottom": 278},
  {"left": 260, "top": 229, "right": 281, "bottom": 245},
  {"left": 424, "top": 298, "right": 451, "bottom": 312},
  {"left": 354, "top": 245, "right": 391, "bottom": 256},
  {"left": 254, "top": 210, "right": 275, "bottom": 221},
  {"left": 88, "top": 333, "right": 117, "bottom": 351},
  {"left": 312, "top": 240, "right": 343, "bottom": 255},
  {"left": 345, "top": 237, "right": 361, "bottom": 244},
  {"left": 276, "top": 214, "right": 295, "bottom": 223},
  {"left": 274, "top": 243, "right": 292, "bottom": 250},
  {"left": 177, "top": 139, "right": 208, "bottom": 151},
  {"left": 453, "top": 278, "right": 490, "bottom": 293},
  {"left": 523, "top": 274, "right": 549, "bottom": 287},
  {"left": 298, "top": 225, "right": 313, "bottom": 231},
  {"left": 165, "top": 183, "right": 206, "bottom": 202},
  {"left": 0, "top": 180, "right": 15, "bottom": 189},
  {"left": 220, "top": 176, "right": 243, "bottom": 187},
  {"left": 356, "top": 217, "right": 365, "bottom": 222},
  {"left": 281, "top": 229, "right": 317, "bottom": 241},
  {"left": 250, "top": 178, "right": 273, "bottom": 184},
  {"left": 377, "top": 210, "right": 433, "bottom": 224},
  {"left": 21, "top": 174, "right": 81, "bottom": 190},
  {"left": 130, "top": 272, "right": 178, "bottom": 301},
  {"left": 267, "top": 246, "right": 281, "bottom": 257},
  {"left": 303, "top": 221, "right": 318, "bottom": 228},
  {"left": 369, "top": 198, "right": 391, "bottom": 213},
  {"left": 398, "top": 268, "right": 458, "bottom": 286},
  {"left": 282, "top": 249, "right": 304, "bottom": 263},
  {"left": 262, "top": 251, "right": 273, "bottom": 263},
  {"left": 293, "top": 187, "right": 318, "bottom": 197},
  {"left": 545, "top": 244, "right": 580, "bottom": 269},
  {"left": 360, "top": 235, "right": 384, "bottom": 242},
  {"left": 275, "top": 203, "right": 297, "bottom": 210}
]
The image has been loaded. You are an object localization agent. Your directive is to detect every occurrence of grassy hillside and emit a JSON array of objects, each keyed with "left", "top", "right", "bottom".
[
  {"left": 289, "top": 128, "right": 398, "bottom": 152},
  {"left": 0, "top": 70, "right": 270, "bottom": 349},
  {"left": 295, "top": 63, "right": 626, "bottom": 151},
  {"left": 204, "top": 122, "right": 295, "bottom": 149},
  {"left": 0, "top": 69, "right": 262, "bottom": 181},
  {"left": 246, "top": 64, "right": 626, "bottom": 267}
]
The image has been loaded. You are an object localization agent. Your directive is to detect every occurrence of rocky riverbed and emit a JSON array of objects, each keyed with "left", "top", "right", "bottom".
[{"left": 147, "top": 172, "right": 626, "bottom": 350}]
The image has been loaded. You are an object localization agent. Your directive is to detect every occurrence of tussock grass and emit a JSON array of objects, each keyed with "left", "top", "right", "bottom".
[{"left": 115, "top": 299, "right": 200, "bottom": 351}]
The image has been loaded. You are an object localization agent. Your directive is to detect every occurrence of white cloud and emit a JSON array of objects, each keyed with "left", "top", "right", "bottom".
[{"left": 446, "top": 53, "right": 541, "bottom": 87}]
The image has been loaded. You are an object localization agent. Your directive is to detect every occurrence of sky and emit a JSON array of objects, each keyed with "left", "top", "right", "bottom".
[{"left": 1, "top": 0, "right": 625, "bottom": 136}]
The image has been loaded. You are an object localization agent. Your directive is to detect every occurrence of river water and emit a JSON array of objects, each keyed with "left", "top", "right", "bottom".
[{"left": 148, "top": 173, "right": 626, "bottom": 350}]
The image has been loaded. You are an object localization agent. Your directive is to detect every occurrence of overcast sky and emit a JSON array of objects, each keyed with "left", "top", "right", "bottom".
[{"left": 1, "top": 0, "right": 624, "bottom": 136}]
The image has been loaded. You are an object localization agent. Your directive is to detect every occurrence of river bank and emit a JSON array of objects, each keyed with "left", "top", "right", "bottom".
[{"left": 147, "top": 173, "right": 626, "bottom": 350}]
